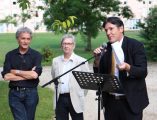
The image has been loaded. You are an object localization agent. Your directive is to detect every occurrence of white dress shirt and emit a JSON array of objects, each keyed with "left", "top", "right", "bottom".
[
  {"left": 59, "top": 54, "right": 74, "bottom": 94},
  {"left": 111, "top": 37, "right": 124, "bottom": 78},
  {"left": 111, "top": 37, "right": 125, "bottom": 96}
]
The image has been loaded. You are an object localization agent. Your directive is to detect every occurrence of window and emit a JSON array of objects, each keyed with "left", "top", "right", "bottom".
[
  {"left": 13, "top": 2, "right": 16, "bottom": 5},
  {"left": 35, "top": 11, "right": 38, "bottom": 17},
  {"left": 13, "top": 14, "right": 17, "bottom": 17},
  {"left": 124, "top": 1, "right": 127, "bottom": 4}
]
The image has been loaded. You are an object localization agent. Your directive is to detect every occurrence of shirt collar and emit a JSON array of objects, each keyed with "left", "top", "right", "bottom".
[
  {"left": 15, "top": 47, "right": 31, "bottom": 55},
  {"left": 119, "top": 36, "right": 124, "bottom": 47},
  {"left": 61, "top": 52, "right": 75, "bottom": 62}
]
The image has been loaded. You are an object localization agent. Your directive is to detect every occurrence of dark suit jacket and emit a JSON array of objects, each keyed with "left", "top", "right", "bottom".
[{"left": 96, "top": 36, "right": 149, "bottom": 114}]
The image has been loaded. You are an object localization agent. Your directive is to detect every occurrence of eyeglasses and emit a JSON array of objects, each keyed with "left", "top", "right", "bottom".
[{"left": 62, "top": 42, "right": 74, "bottom": 46}]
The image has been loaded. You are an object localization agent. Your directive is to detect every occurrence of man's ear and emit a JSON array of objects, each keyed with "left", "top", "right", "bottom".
[
  {"left": 119, "top": 26, "right": 124, "bottom": 33},
  {"left": 73, "top": 44, "right": 75, "bottom": 50}
]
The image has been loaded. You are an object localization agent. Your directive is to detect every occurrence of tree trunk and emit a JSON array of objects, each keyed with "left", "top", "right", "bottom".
[
  {"left": 6, "top": 24, "right": 9, "bottom": 32},
  {"left": 85, "top": 35, "right": 92, "bottom": 51}
]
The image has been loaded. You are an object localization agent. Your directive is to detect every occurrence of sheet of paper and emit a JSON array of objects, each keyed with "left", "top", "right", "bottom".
[{"left": 111, "top": 41, "right": 124, "bottom": 65}]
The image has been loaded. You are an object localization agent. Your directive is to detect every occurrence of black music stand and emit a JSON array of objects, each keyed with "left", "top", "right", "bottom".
[{"left": 72, "top": 71, "right": 122, "bottom": 120}]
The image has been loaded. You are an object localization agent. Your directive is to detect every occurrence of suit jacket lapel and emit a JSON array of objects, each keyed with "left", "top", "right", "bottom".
[
  {"left": 120, "top": 36, "right": 128, "bottom": 83},
  {"left": 122, "top": 36, "right": 128, "bottom": 62}
]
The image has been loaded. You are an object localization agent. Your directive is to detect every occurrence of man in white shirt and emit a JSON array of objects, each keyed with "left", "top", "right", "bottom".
[{"left": 51, "top": 34, "right": 90, "bottom": 120}]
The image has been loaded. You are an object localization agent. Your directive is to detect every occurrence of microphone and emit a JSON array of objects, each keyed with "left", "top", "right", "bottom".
[
  {"left": 99, "top": 43, "right": 107, "bottom": 56},
  {"left": 101, "top": 43, "right": 107, "bottom": 50}
]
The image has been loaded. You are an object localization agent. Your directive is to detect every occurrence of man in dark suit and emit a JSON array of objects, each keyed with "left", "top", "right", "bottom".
[{"left": 93, "top": 17, "right": 149, "bottom": 120}]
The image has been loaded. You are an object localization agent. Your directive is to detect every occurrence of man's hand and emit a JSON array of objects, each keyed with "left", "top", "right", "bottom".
[
  {"left": 93, "top": 46, "right": 104, "bottom": 67},
  {"left": 117, "top": 62, "right": 130, "bottom": 72},
  {"left": 4, "top": 73, "right": 25, "bottom": 81},
  {"left": 10, "top": 69, "right": 20, "bottom": 75},
  {"left": 32, "top": 66, "right": 36, "bottom": 71},
  {"left": 10, "top": 67, "right": 38, "bottom": 80},
  {"left": 93, "top": 46, "right": 104, "bottom": 57}
]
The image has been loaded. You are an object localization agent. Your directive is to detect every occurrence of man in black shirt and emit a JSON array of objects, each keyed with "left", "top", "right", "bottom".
[{"left": 1, "top": 27, "right": 42, "bottom": 120}]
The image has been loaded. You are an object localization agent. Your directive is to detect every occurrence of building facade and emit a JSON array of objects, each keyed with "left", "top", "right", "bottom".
[
  {"left": 0, "top": 0, "right": 157, "bottom": 32},
  {"left": 0, "top": 0, "right": 46, "bottom": 32},
  {"left": 119, "top": 0, "right": 157, "bottom": 30}
]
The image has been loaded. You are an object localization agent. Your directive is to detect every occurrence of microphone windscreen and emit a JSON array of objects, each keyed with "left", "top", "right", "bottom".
[{"left": 101, "top": 43, "right": 107, "bottom": 49}]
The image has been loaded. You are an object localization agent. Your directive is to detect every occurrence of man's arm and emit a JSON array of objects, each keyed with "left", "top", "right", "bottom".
[
  {"left": 118, "top": 40, "right": 147, "bottom": 78},
  {"left": 4, "top": 73, "right": 25, "bottom": 81},
  {"left": 13, "top": 52, "right": 43, "bottom": 80},
  {"left": 2, "top": 53, "right": 26, "bottom": 81},
  {"left": 10, "top": 67, "right": 38, "bottom": 80},
  {"left": 4, "top": 67, "right": 38, "bottom": 81},
  {"left": 128, "top": 42, "right": 147, "bottom": 78}
]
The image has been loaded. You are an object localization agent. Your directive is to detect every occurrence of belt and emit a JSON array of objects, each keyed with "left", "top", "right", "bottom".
[
  {"left": 108, "top": 94, "right": 126, "bottom": 100},
  {"left": 60, "top": 93, "right": 70, "bottom": 97},
  {"left": 10, "top": 87, "right": 34, "bottom": 91}
]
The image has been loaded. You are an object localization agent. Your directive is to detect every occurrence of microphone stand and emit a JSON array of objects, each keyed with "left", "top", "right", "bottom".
[
  {"left": 41, "top": 55, "right": 95, "bottom": 119},
  {"left": 96, "top": 82, "right": 102, "bottom": 120}
]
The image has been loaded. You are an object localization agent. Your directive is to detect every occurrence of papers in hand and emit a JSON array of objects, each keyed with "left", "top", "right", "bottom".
[{"left": 111, "top": 41, "right": 124, "bottom": 65}]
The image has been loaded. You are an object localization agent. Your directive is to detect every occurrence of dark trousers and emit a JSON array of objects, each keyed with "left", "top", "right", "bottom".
[
  {"left": 56, "top": 94, "right": 83, "bottom": 120},
  {"left": 9, "top": 88, "right": 39, "bottom": 120},
  {"left": 104, "top": 95, "right": 142, "bottom": 120}
]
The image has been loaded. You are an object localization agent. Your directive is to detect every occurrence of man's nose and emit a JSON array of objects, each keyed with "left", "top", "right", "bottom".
[{"left": 106, "top": 30, "right": 110, "bottom": 35}]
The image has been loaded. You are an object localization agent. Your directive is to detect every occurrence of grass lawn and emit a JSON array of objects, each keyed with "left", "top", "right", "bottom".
[
  {"left": 0, "top": 81, "right": 54, "bottom": 120},
  {"left": 0, "top": 31, "right": 144, "bottom": 66}
]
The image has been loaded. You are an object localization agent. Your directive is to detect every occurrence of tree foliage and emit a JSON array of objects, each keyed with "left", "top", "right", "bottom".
[
  {"left": 43, "top": 0, "right": 134, "bottom": 51},
  {"left": 52, "top": 16, "right": 77, "bottom": 33},
  {"left": 138, "top": 6, "right": 157, "bottom": 61},
  {"left": 17, "top": 0, "right": 74, "bottom": 30},
  {"left": 0, "top": 16, "right": 17, "bottom": 31},
  {"left": 17, "top": 0, "right": 134, "bottom": 51},
  {"left": 13, "top": 0, "right": 45, "bottom": 28},
  {"left": 17, "top": 0, "right": 31, "bottom": 10},
  {"left": 17, "top": 12, "right": 31, "bottom": 27}
]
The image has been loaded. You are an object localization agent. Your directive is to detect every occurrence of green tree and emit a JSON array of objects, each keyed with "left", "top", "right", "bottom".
[
  {"left": 43, "top": 0, "right": 133, "bottom": 51},
  {"left": 17, "top": 0, "right": 74, "bottom": 30},
  {"left": 138, "top": 6, "right": 157, "bottom": 61},
  {"left": 16, "top": 12, "right": 31, "bottom": 27},
  {"left": 0, "top": 16, "right": 17, "bottom": 32},
  {"left": 17, "top": 0, "right": 133, "bottom": 51},
  {"left": 17, "top": 0, "right": 31, "bottom": 10}
]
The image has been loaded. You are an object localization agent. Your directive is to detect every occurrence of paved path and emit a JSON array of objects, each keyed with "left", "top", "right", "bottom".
[{"left": 1, "top": 63, "right": 157, "bottom": 120}]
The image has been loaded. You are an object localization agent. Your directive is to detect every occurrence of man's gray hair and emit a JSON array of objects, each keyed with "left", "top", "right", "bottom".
[
  {"left": 61, "top": 34, "right": 76, "bottom": 45},
  {"left": 16, "top": 27, "right": 32, "bottom": 39}
]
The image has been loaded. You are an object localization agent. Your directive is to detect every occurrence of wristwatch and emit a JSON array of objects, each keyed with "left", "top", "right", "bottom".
[{"left": 16, "top": 70, "right": 20, "bottom": 74}]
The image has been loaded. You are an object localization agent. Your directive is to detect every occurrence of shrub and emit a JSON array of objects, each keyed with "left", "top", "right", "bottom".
[
  {"left": 41, "top": 46, "right": 54, "bottom": 63},
  {"left": 138, "top": 6, "right": 157, "bottom": 61}
]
